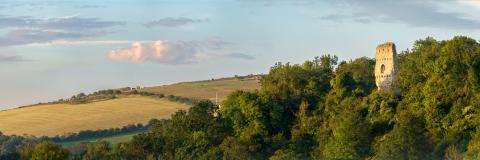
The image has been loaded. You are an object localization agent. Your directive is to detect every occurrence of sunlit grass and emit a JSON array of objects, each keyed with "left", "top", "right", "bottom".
[
  {"left": 140, "top": 76, "right": 261, "bottom": 102},
  {"left": 0, "top": 96, "right": 188, "bottom": 136}
]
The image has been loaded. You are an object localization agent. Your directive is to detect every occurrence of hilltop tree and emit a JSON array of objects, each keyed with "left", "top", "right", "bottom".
[
  {"left": 220, "top": 91, "right": 286, "bottom": 159},
  {"left": 335, "top": 57, "right": 376, "bottom": 96},
  {"left": 261, "top": 55, "right": 337, "bottom": 111}
]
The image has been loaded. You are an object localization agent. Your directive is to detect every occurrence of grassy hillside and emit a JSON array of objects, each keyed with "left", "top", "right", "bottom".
[
  {"left": 0, "top": 96, "right": 188, "bottom": 136},
  {"left": 140, "top": 76, "right": 261, "bottom": 102}
]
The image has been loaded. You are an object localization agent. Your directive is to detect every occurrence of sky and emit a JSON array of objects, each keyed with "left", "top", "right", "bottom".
[{"left": 0, "top": 0, "right": 480, "bottom": 110}]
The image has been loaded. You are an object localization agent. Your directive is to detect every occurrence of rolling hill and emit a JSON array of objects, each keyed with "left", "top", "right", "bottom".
[
  {"left": 0, "top": 96, "right": 189, "bottom": 136},
  {"left": 0, "top": 75, "right": 262, "bottom": 137},
  {"left": 140, "top": 76, "right": 261, "bottom": 102}
]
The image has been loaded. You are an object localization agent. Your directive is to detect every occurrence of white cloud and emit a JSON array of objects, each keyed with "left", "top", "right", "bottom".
[
  {"left": 0, "top": 15, "right": 124, "bottom": 47},
  {"left": 49, "top": 40, "right": 133, "bottom": 45},
  {"left": 22, "top": 40, "right": 157, "bottom": 47},
  {"left": 319, "top": 0, "right": 480, "bottom": 30},
  {"left": 108, "top": 40, "right": 204, "bottom": 64},
  {"left": 459, "top": 0, "right": 480, "bottom": 9},
  {"left": 224, "top": 52, "right": 255, "bottom": 60},
  {"left": 0, "top": 54, "right": 24, "bottom": 62},
  {"left": 107, "top": 38, "right": 255, "bottom": 64},
  {"left": 144, "top": 17, "right": 210, "bottom": 28}
]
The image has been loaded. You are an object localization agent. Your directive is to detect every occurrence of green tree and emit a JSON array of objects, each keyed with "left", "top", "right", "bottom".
[
  {"left": 82, "top": 140, "right": 111, "bottom": 160},
  {"left": 30, "top": 141, "right": 69, "bottom": 160},
  {"left": 331, "top": 71, "right": 357, "bottom": 98},
  {"left": 373, "top": 112, "right": 431, "bottom": 160},
  {"left": 465, "top": 128, "right": 480, "bottom": 160},
  {"left": 220, "top": 91, "right": 287, "bottom": 158},
  {"left": 288, "top": 101, "right": 320, "bottom": 158},
  {"left": 0, "top": 134, "right": 37, "bottom": 160},
  {"left": 269, "top": 148, "right": 301, "bottom": 160},
  {"left": 322, "top": 108, "right": 371, "bottom": 160},
  {"left": 220, "top": 136, "right": 253, "bottom": 160},
  {"left": 261, "top": 56, "right": 337, "bottom": 113},
  {"left": 109, "top": 143, "right": 142, "bottom": 160},
  {"left": 364, "top": 92, "right": 397, "bottom": 136},
  {"left": 335, "top": 57, "right": 376, "bottom": 96},
  {"left": 20, "top": 143, "right": 35, "bottom": 160}
]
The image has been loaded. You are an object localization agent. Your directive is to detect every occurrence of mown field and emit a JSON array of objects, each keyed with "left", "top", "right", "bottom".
[
  {"left": 0, "top": 96, "right": 188, "bottom": 137},
  {"left": 140, "top": 76, "right": 261, "bottom": 101}
]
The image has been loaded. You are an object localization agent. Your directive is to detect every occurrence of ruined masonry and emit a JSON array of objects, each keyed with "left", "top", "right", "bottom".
[{"left": 375, "top": 42, "right": 398, "bottom": 91}]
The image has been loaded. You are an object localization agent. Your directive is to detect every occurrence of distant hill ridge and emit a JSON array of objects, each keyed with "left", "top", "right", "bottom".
[{"left": 11, "top": 74, "right": 262, "bottom": 109}]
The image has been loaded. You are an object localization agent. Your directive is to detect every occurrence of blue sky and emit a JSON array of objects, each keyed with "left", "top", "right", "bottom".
[{"left": 0, "top": 0, "right": 479, "bottom": 109}]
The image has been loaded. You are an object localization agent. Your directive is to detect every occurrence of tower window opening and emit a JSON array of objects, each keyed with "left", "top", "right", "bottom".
[{"left": 381, "top": 64, "right": 385, "bottom": 74}]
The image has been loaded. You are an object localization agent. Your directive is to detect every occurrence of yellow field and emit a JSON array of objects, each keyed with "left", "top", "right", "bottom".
[
  {"left": 140, "top": 76, "right": 261, "bottom": 102},
  {"left": 0, "top": 96, "right": 188, "bottom": 137}
]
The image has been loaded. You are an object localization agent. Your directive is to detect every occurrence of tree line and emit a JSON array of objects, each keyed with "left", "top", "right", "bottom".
[
  {"left": 45, "top": 119, "right": 168, "bottom": 143},
  {"left": 28, "top": 88, "right": 200, "bottom": 106}
]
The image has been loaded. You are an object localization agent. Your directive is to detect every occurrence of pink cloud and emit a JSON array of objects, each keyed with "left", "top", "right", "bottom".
[
  {"left": 107, "top": 38, "right": 254, "bottom": 64},
  {"left": 108, "top": 42, "right": 148, "bottom": 62},
  {"left": 460, "top": 0, "right": 480, "bottom": 9},
  {"left": 107, "top": 40, "right": 198, "bottom": 64}
]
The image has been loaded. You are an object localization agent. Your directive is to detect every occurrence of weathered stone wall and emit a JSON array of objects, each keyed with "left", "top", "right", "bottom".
[{"left": 375, "top": 42, "right": 397, "bottom": 91}]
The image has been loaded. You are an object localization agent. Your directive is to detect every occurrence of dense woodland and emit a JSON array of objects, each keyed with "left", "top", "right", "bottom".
[{"left": 2, "top": 36, "right": 480, "bottom": 159}]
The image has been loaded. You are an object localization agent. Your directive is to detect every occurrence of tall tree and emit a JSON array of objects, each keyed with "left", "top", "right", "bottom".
[
  {"left": 373, "top": 112, "right": 431, "bottom": 160},
  {"left": 322, "top": 108, "right": 371, "bottom": 159}
]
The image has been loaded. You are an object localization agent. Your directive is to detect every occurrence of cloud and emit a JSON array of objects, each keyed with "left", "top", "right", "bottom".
[
  {"left": 0, "top": 15, "right": 32, "bottom": 28},
  {"left": 459, "top": 0, "right": 480, "bottom": 9},
  {"left": 107, "top": 41, "right": 196, "bottom": 64},
  {"left": 0, "top": 55, "right": 25, "bottom": 62},
  {"left": 0, "top": 29, "right": 109, "bottom": 47},
  {"left": 0, "top": 15, "right": 124, "bottom": 30},
  {"left": 75, "top": 5, "right": 106, "bottom": 9},
  {"left": 36, "top": 16, "right": 125, "bottom": 31},
  {"left": 108, "top": 38, "right": 252, "bottom": 64},
  {"left": 144, "top": 17, "right": 210, "bottom": 28},
  {"left": 45, "top": 40, "right": 133, "bottom": 45},
  {"left": 108, "top": 38, "right": 227, "bottom": 64},
  {"left": 319, "top": 0, "right": 480, "bottom": 30},
  {"left": 0, "top": 15, "right": 124, "bottom": 47},
  {"left": 238, "top": 0, "right": 319, "bottom": 7},
  {"left": 225, "top": 52, "right": 255, "bottom": 60}
]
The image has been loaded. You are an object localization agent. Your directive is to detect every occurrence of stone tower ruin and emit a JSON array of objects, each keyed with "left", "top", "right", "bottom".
[{"left": 375, "top": 42, "right": 398, "bottom": 91}]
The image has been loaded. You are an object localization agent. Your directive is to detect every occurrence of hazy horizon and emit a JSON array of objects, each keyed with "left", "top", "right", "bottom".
[{"left": 1, "top": 0, "right": 480, "bottom": 110}]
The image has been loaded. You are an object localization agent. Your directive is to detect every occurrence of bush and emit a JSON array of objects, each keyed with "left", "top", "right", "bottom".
[{"left": 29, "top": 141, "right": 69, "bottom": 160}]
